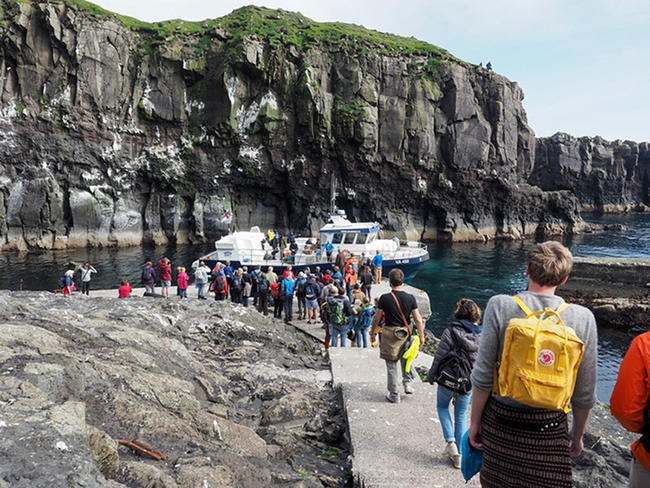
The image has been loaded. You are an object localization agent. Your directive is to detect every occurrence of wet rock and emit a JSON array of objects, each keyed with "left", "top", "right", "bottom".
[
  {"left": 572, "top": 403, "right": 637, "bottom": 487},
  {"left": 0, "top": 291, "right": 350, "bottom": 487},
  {"left": 559, "top": 256, "right": 650, "bottom": 330}
]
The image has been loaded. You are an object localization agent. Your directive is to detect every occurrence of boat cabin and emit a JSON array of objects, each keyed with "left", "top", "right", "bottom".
[{"left": 319, "top": 210, "right": 380, "bottom": 247}]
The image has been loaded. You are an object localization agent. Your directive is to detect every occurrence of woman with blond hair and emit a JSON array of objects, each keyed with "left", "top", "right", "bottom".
[
  {"left": 427, "top": 298, "right": 482, "bottom": 469},
  {"left": 177, "top": 267, "right": 189, "bottom": 300}
]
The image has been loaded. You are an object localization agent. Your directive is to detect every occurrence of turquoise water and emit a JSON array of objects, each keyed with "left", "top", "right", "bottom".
[
  {"left": 411, "top": 214, "right": 650, "bottom": 403},
  {"left": 2, "top": 214, "right": 648, "bottom": 403}
]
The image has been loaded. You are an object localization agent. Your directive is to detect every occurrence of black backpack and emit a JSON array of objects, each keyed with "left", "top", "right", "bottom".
[
  {"left": 434, "top": 330, "right": 473, "bottom": 395},
  {"left": 141, "top": 267, "right": 152, "bottom": 282},
  {"left": 231, "top": 276, "right": 243, "bottom": 292},
  {"left": 214, "top": 275, "right": 225, "bottom": 292},
  {"left": 296, "top": 279, "right": 307, "bottom": 298},
  {"left": 305, "top": 284, "right": 317, "bottom": 300},
  {"left": 255, "top": 274, "right": 268, "bottom": 293}
]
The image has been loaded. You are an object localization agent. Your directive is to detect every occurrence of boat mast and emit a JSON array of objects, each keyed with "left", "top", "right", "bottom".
[{"left": 330, "top": 174, "right": 337, "bottom": 214}]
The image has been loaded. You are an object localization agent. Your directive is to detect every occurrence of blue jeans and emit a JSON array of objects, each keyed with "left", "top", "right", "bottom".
[
  {"left": 196, "top": 283, "right": 207, "bottom": 298},
  {"left": 437, "top": 385, "right": 472, "bottom": 443},
  {"left": 356, "top": 325, "right": 371, "bottom": 347},
  {"left": 330, "top": 325, "right": 347, "bottom": 347}
]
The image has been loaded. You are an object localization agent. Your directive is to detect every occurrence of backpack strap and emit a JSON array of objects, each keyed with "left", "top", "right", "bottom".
[
  {"left": 513, "top": 295, "right": 570, "bottom": 316},
  {"left": 513, "top": 295, "right": 573, "bottom": 372},
  {"left": 390, "top": 292, "right": 412, "bottom": 335}
]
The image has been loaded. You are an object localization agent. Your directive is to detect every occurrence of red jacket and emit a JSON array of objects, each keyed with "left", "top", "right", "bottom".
[
  {"left": 611, "top": 331, "right": 650, "bottom": 471},
  {"left": 159, "top": 259, "right": 172, "bottom": 281},
  {"left": 118, "top": 285, "right": 132, "bottom": 298},
  {"left": 270, "top": 282, "right": 281, "bottom": 299},
  {"left": 212, "top": 274, "right": 228, "bottom": 295}
]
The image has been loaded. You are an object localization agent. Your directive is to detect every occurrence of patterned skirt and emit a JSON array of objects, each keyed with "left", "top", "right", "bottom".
[{"left": 480, "top": 397, "right": 572, "bottom": 488}]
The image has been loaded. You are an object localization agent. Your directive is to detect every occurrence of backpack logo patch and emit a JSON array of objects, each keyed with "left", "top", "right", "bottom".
[{"left": 538, "top": 349, "right": 555, "bottom": 366}]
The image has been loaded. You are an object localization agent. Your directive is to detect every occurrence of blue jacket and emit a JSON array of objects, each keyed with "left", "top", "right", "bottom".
[{"left": 281, "top": 278, "right": 295, "bottom": 296}]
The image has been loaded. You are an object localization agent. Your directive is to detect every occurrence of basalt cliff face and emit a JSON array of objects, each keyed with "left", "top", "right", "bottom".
[
  {"left": 534, "top": 133, "right": 650, "bottom": 213},
  {"left": 0, "top": 1, "right": 589, "bottom": 250}
]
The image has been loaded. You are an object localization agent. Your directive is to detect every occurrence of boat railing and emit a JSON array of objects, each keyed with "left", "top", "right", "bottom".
[{"left": 212, "top": 241, "right": 427, "bottom": 267}]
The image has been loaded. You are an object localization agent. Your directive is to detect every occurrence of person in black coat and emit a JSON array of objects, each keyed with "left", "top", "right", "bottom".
[{"left": 427, "top": 299, "right": 482, "bottom": 469}]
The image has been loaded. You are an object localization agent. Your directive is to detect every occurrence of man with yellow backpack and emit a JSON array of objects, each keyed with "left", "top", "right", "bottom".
[{"left": 468, "top": 241, "right": 598, "bottom": 487}]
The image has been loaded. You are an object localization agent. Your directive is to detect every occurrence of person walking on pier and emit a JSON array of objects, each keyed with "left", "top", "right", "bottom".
[
  {"left": 370, "top": 268, "right": 425, "bottom": 403},
  {"left": 360, "top": 265, "right": 374, "bottom": 299},
  {"left": 611, "top": 330, "right": 650, "bottom": 487},
  {"left": 280, "top": 273, "right": 296, "bottom": 323},
  {"left": 255, "top": 270, "right": 270, "bottom": 316},
  {"left": 469, "top": 241, "right": 598, "bottom": 487},
  {"left": 79, "top": 262, "right": 97, "bottom": 295},
  {"left": 372, "top": 250, "right": 383, "bottom": 284},
  {"left": 427, "top": 298, "right": 482, "bottom": 469}
]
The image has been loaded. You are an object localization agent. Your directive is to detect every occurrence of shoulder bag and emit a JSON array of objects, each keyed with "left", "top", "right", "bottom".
[{"left": 378, "top": 292, "right": 412, "bottom": 362}]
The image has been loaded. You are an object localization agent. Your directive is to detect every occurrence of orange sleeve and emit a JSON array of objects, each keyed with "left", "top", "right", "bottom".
[{"left": 611, "top": 333, "right": 650, "bottom": 433}]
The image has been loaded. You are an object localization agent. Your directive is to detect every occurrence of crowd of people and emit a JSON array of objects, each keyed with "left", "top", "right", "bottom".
[{"left": 56, "top": 241, "right": 650, "bottom": 487}]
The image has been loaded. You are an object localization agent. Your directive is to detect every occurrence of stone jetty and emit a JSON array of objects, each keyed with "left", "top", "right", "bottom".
[{"left": 559, "top": 256, "right": 650, "bottom": 330}]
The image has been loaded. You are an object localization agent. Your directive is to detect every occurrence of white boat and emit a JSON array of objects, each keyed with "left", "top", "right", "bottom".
[{"left": 193, "top": 209, "right": 429, "bottom": 282}]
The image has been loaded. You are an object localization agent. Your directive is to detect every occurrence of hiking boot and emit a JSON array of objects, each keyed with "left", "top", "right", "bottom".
[
  {"left": 404, "top": 382, "right": 414, "bottom": 394},
  {"left": 386, "top": 393, "right": 400, "bottom": 404},
  {"left": 442, "top": 441, "right": 459, "bottom": 458},
  {"left": 452, "top": 454, "right": 461, "bottom": 469}
]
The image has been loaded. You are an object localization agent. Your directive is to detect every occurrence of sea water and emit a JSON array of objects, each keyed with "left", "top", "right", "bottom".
[
  {"left": 411, "top": 214, "right": 650, "bottom": 404},
  {"left": 1, "top": 214, "right": 648, "bottom": 403}
]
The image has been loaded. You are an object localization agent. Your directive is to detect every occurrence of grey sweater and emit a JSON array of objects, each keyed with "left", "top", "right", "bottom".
[{"left": 470, "top": 291, "right": 598, "bottom": 411}]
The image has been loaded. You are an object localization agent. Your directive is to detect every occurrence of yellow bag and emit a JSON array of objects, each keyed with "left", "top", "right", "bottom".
[{"left": 493, "top": 296, "right": 584, "bottom": 413}]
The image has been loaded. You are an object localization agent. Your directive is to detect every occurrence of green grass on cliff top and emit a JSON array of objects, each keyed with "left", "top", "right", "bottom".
[{"left": 10, "top": 1, "right": 451, "bottom": 60}]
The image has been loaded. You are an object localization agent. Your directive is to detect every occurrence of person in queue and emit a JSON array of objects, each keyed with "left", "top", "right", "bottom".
[{"left": 469, "top": 241, "right": 597, "bottom": 487}]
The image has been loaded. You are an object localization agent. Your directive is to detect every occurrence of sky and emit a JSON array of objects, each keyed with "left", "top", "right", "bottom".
[{"left": 90, "top": 0, "right": 650, "bottom": 143}]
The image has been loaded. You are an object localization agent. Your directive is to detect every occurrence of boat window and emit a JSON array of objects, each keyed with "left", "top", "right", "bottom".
[
  {"left": 356, "top": 234, "right": 368, "bottom": 244},
  {"left": 367, "top": 234, "right": 376, "bottom": 243},
  {"left": 343, "top": 233, "right": 355, "bottom": 244},
  {"left": 332, "top": 233, "right": 343, "bottom": 244}
]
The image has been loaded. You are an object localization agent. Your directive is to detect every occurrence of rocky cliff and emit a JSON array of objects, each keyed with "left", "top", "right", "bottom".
[
  {"left": 0, "top": 0, "right": 586, "bottom": 250},
  {"left": 534, "top": 133, "right": 650, "bottom": 213}
]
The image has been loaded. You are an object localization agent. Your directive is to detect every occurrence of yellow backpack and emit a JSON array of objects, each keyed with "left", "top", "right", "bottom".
[{"left": 493, "top": 296, "right": 584, "bottom": 413}]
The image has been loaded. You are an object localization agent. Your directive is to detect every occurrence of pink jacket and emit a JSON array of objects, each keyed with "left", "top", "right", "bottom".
[{"left": 177, "top": 272, "right": 189, "bottom": 290}]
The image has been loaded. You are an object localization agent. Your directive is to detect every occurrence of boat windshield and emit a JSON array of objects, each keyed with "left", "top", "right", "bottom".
[{"left": 324, "top": 231, "right": 378, "bottom": 245}]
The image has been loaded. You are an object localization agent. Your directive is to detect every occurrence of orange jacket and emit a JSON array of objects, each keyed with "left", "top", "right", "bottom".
[
  {"left": 344, "top": 271, "right": 357, "bottom": 287},
  {"left": 611, "top": 331, "right": 650, "bottom": 471},
  {"left": 345, "top": 257, "right": 359, "bottom": 274}
]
